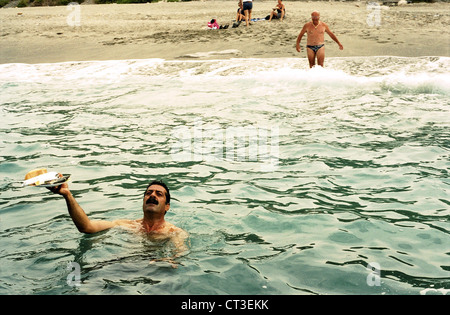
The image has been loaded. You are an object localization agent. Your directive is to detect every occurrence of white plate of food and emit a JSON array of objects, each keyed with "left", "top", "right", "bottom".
[{"left": 22, "top": 168, "right": 71, "bottom": 187}]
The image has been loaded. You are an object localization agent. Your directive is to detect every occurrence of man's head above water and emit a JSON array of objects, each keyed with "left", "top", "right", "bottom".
[
  {"left": 144, "top": 180, "right": 170, "bottom": 203},
  {"left": 143, "top": 180, "right": 171, "bottom": 215}
]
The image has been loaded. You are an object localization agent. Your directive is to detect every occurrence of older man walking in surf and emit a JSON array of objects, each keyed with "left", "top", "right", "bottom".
[{"left": 296, "top": 11, "right": 343, "bottom": 68}]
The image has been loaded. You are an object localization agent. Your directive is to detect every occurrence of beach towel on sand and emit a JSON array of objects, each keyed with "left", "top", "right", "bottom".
[{"left": 208, "top": 19, "right": 220, "bottom": 29}]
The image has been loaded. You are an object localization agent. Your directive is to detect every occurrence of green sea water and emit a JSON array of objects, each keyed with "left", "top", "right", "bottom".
[{"left": 0, "top": 56, "right": 449, "bottom": 295}]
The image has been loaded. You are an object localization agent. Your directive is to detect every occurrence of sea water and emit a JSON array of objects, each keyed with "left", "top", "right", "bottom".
[{"left": 0, "top": 56, "right": 449, "bottom": 295}]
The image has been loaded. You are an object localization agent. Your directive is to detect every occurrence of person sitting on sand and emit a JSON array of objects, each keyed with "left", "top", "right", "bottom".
[
  {"left": 48, "top": 179, "right": 189, "bottom": 253},
  {"left": 269, "top": 0, "right": 285, "bottom": 21},
  {"left": 296, "top": 11, "right": 343, "bottom": 68},
  {"left": 236, "top": 1, "right": 245, "bottom": 22}
]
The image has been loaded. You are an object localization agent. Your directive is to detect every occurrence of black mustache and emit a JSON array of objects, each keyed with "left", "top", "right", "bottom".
[{"left": 146, "top": 197, "right": 159, "bottom": 205}]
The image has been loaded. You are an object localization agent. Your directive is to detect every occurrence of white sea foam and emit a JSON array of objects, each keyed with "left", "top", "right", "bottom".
[{"left": 1, "top": 57, "right": 448, "bottom": 95}]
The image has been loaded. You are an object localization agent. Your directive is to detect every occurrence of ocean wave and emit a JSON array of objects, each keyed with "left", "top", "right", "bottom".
[{"left": 1, "top": 56, "right": 448, "bottom": 95}]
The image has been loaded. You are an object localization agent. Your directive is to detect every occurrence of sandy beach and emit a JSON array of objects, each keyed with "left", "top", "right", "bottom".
[{"left": 0, "top": 1, "right": 449, "bottom": 64}]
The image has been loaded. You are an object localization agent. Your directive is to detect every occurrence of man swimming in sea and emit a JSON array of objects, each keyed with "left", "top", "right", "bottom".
[
  {"left": 296, "top": 11, "right": 343, "bottom": 68},
  {"left": 48, "top": 180, "right": 188, "bottom": 253}
]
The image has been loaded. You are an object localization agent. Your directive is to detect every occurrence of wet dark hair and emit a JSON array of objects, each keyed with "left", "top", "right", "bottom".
[{"left": 145, "top": 180, "right": 170, "bottom": 205}]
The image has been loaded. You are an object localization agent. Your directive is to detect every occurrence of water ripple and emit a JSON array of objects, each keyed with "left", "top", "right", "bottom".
[{"left": 1, "top": 57, "right": 449, "bottom": 294}]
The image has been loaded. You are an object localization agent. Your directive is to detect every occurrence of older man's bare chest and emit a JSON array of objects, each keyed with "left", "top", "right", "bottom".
[{"left": 307, "top": 22, "right": 326, "bottom": 44}]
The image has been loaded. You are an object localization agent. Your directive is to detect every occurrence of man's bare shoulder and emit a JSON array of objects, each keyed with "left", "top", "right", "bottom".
[
  {"left": 165, "top": 222, "right": 189, "bottom": 237},
  {"left": 321, "top": 22, "right": 330, "bottom": 29},
  {"left": 112, "top": 219, "right": 142, "bottom": 230}
]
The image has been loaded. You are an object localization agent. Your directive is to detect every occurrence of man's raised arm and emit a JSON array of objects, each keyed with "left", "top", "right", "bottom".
[{"left": 49, "top": 183, "right": 116, "bottom": 234}]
